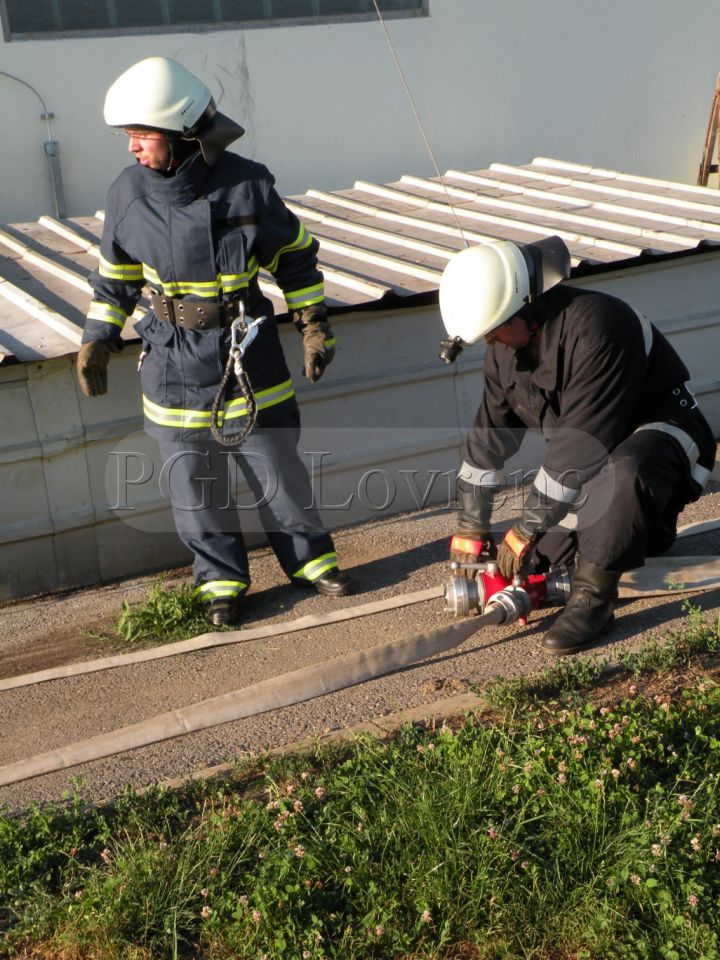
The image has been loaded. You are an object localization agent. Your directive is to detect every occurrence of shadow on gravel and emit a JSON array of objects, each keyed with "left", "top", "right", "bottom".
[
  {"left": 614, "top": 585, "right": 720, "bottom": 637},
  {"left": 241, "top": 536, "right": 450, "bottom": 622}
]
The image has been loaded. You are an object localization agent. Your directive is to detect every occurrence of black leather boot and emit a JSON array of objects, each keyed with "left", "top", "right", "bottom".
[
  {"left": 314, "top": 569, "right": 351, "bottom": 597},
  {"left": 206, "top": 597, "right": 242, "bottom": 628},
  {"left": 294, "top": 569, "right": 352, "bottom": 597},
  {"left": 543, "top": 557, "right": 620, "bottom": 655}
]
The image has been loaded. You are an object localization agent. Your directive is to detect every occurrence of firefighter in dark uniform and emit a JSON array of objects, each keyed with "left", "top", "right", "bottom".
[
  {"left": 77, "top": 57, "right": 351, "bottom": 627},
  {"left": 439, "top": 237, "right": 716, "bottom": 654}
]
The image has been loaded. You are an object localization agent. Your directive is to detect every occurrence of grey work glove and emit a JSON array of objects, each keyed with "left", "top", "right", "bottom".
[
  {"left": 76, "top": 339, "right": 123, "bottom": 398},
  {"left": 292, "top": 304, "right": 335, "bottom": 383}
]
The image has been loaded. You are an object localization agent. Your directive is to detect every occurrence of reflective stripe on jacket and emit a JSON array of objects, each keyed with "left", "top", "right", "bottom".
[
  {"left": 83, "top": 151, "right": 325, "bottom": 440},
  {"left": 465, "top": 285, "right": 717, "bottom": 514}
]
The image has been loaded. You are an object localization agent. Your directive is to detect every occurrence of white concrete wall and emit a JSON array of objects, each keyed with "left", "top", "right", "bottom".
[
  {"left": 1, "top": 253, "right": 719, "bottom": 601},
  {"left": 0, "top": 303, "right": 468, "bottom": 601},
  {"left": 3, "top": 0, "right": 720, "bottom": 224}
]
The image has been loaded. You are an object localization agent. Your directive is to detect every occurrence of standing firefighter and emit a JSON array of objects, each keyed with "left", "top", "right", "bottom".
[
  {"left": 439, "top": 236, "right": 716, "bottom": 654},
  {"left": 77, "top": 56, "right": 350, "bottom": 627}
]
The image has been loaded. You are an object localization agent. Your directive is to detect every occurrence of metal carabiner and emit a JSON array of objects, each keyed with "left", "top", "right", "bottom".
[{"left": 229, "top": 305, "right": 266, "bottom": 377}]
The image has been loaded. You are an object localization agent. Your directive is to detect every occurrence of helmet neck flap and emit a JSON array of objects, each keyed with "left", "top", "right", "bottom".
[{"left": 104, "top": 57, "right": 245, "bottom": 169}]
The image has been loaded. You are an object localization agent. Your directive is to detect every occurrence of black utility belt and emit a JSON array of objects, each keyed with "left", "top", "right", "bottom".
[{"left": 150, "top": 293, "right": 243, "bottom": 330}]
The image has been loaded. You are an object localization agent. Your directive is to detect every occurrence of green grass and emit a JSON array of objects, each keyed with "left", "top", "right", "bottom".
[
  {"left": 3, "top": 606, "right": 720, "bottom": 960},
  {"left": 485, "top": 600, "right": 720, "bottom": 711},
  {"left": 115, "top": 581, "right": 209, "bottom": 645}
]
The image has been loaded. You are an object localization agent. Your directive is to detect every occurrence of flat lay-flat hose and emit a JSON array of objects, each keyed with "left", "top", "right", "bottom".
[
  {"left": 0, "top": 608, "right": 502, "bottom": 787},
  {"left": 0, "top": 519, "right": 718, "bottom": 787}
]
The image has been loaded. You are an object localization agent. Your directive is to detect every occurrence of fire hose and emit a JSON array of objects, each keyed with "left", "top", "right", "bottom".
[
  {"left": 0, "top": 594, "right": 528, "bottom": 788},
  {"left": 4, "top": 544, "right": 718, "bottom": 696},
  {"left": 0, "top": 522, "right": 719, "bottom": 787}
]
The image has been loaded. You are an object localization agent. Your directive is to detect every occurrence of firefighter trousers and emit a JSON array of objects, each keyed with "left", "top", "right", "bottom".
[
  {"left": 530, "top": 429, "right": 702, "bottom": 573},
  {"left": 157, "top": 410, "right": 337, "bottom": 602}
]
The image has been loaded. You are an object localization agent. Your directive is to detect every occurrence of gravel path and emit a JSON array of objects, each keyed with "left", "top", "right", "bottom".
[{"left": 1, "top": 481, "right": 719, "bottom": 813}]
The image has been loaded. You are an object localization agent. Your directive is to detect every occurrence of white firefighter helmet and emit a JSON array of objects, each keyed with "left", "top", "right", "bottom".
[
  {"left": 103, "top": 56, "right": 244, "bottom": 165},
  {"left": 104, "top": 57, "right": 213, "bottom": 133},
  {"left": 440, "top": 240, "right": 530, "bottom": 345},
  {"left": 438, "top": 236, "right": 571, "bottom": 354}
]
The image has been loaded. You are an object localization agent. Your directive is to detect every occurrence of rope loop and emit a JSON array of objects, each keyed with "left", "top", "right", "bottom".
[{"left": 210, "top": 304, "right": 264, "bottom": 447}]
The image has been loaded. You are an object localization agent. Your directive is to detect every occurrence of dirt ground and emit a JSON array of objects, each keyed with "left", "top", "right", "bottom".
[{"left": 0, "top": 482, "right": 719, "bottom": 812}]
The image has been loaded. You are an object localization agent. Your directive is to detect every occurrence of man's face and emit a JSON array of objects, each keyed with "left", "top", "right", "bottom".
[
  {"left": 125, "top": 129, "right": 170, "bottom": 170},
  {"left": 485, "top": 314, "right": 532, "bottom": 350}
]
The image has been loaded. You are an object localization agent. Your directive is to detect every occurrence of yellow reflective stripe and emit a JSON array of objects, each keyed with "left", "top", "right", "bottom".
[
  {"left": 159, "top": 280, "right": 221, "bottom": 298},
  {"left": 145, "top": 259, "right": 260, "bottom": 298},
  {"left": 224, "top": 379, "right": 294, "bottom": 421},
  {"left": 99, "top": 254, "right": 144, "bottom": 282},
  {"left": 87, "top": 300, "right": 127, "bottom": 328},
  {"left": 143, "top": 264, "right": 219, "bottom": 298},
  {"left": 325, "top": 337, "right": 336, "bottom": 349},
  {"left": 143, "top": 398, "right": 211, "bottom": 427},
  {"left": 195, "top": 580, "right": 248, "bottom": 599},
  {"left": 293, "top": 551, "right": 338, "bottom": 582},
  {"left": 219, "top": 256, "right": 258, "bottom": 294},
  {"left": 285, "top": 283, "right": 325, "bottom": 310},
  {"left": 142, "top": 379, "right": 295, "bottom": 429},
  {"left": 220, "top": 274, "right": 250, "bottom": 295},
  {"left": 263, "top": 224, "right": 313, "bottom": 275}
]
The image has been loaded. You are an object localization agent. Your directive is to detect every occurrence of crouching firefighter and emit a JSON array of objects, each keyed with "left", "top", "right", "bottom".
[
  {"left": 439, "top": 236, "right": 716, "bottom": 654},
  {"left": 77, "top": 56, "right": 351, "bottom": 627}
]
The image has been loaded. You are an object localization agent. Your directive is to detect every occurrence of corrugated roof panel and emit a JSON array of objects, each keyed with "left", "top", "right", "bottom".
[
  {"left": 396, "top": 175, "right": 700, "bottom": 252},
  {"left": 4, "top": 156, "right": 720, "bottom": 363},
  {"left": 287, "top": 199, "right": 461, "bottom": 261},
  {"left": 529, "top": 158, "right": 720, "bottom": 198},
  {"left": 37, "top": 215, "right": 103, "bottom": 253},
  {"left": 485, "top": 164, "right": 720, "bottom": 225},
  {"left": 0, "top": 291, "right": 72, "bottom": 361},
  {"left": 351, "top": 178, "right": 649, "bottom": 256},
  {"left": 456, "top": 167, "right": 720, "bottom": 222}
]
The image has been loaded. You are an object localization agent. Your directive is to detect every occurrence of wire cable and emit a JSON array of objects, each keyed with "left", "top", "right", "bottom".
[{"left": 371, "top": 1, "right": 469, "bottom": 248}]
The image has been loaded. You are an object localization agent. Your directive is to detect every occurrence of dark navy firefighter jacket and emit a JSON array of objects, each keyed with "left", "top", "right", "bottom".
[
  {"left": 461, "top": 285, "right": 717, "bottom": 527},
  {"left": 83, "top": 150, "right": 326, "bottom": 441}
]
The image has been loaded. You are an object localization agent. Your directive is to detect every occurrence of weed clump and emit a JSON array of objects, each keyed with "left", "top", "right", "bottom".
[{"left": 116, "top": 580, "right": 207, "bottom": 644}]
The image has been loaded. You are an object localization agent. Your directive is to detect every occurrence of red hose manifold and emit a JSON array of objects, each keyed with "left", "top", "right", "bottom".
[{"left": 444, "top": 561, "right": 572, "bottom": 620}]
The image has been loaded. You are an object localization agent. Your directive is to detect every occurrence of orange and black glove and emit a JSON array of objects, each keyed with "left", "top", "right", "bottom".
[
  {"left": 496, "top": 524, "right": 537, "bottom": 580},
  {"left": 291, "top": 303, "right": 335, "bottom": 383},
  {"left": 449, "top": 530, "right": 497, "bottom": 579},
  {"left": 453, "top": 469, "right": 499, "bottom": 578}
]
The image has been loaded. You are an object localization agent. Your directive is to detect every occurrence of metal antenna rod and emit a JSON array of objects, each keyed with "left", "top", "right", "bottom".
[{"left": 371, "top": 1, "right": 469, "bottom": 248}]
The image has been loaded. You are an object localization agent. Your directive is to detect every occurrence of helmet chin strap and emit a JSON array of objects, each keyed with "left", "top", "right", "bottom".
[
  {"left": 515, "top": 300, "right": 544, "bottom": 335},
  {"left": 164, "top": 135, "right": 200, "bottom": 175}
]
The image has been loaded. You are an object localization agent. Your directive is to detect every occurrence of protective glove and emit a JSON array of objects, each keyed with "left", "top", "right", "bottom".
[
  {"left": 449, "top": 530, "right": 497, "bottom": 579},
  {"left": 496, "top": 524, "right": 537, "bottom": 580},
  {"left": 76, "top": 339, "right": 123, "bottom": 398},
  {"left": 292, "top": 304, "right": 335, "bottom": 383}
]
